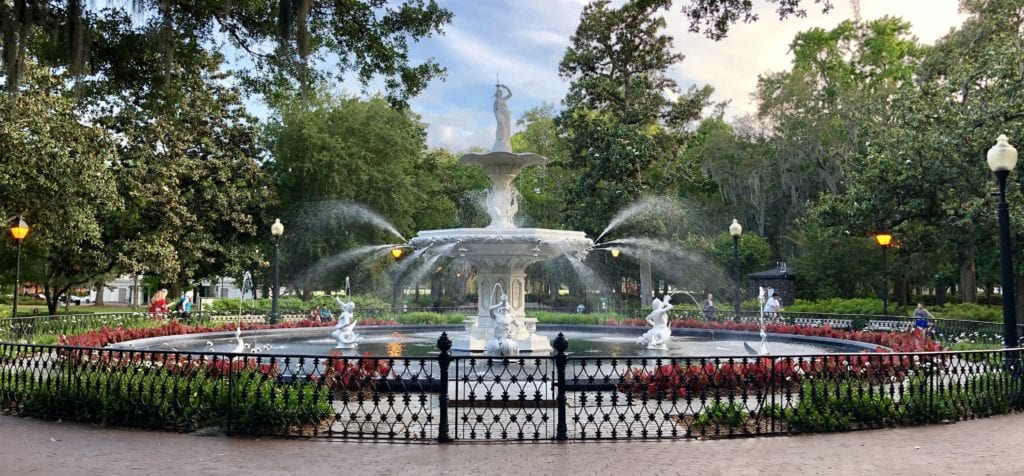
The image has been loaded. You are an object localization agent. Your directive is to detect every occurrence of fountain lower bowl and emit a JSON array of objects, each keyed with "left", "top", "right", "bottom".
[{"left": 109, "top": 324, "right": 882, "bottom": 358}]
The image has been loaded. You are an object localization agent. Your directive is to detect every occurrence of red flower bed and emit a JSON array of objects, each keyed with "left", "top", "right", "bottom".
[
  {"left": 618, "top": 353, "right": 920, "bottom": 398},
  {"left": 609, "top": 319, "right": 940, "bottom": 398},
  {"left": 609, "top": 318, "right": 943, "bottom": 353},
  {"left": 322, "top": 356, "right": 394, "bottom": 390},
  {"left": 58, "top": 318, "right": 400, "bottom": 349}
]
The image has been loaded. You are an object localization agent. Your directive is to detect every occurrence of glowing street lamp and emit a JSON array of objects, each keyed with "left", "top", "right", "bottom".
[
  {"left": 9, "top": 216, "right": 29, "bottom": 318},
  {"left": 873, "top": 229, "right": 893, "bottom": 315}
]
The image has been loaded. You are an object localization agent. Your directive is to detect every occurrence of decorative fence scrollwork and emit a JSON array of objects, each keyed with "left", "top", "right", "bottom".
[{"left": 1, "top": 331, "right": 1022, "bottom": 442}]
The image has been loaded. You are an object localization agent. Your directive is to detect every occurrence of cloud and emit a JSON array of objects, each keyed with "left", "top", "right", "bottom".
[
  {"left": 410, "top": 0, "right": 967, "bottom": 150},
  {"left": 662, "top": 0, "right": 967, "bottom": 120}
]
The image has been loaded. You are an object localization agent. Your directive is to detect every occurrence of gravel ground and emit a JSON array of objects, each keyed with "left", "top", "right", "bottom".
[{"left": 2, "top": 414, "right": 1023, "bottom": 476}]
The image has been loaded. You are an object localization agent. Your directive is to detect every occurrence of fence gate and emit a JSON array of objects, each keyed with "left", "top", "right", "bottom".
[{"left": 451, "top": 355, "right": 557, "bottom": 441}]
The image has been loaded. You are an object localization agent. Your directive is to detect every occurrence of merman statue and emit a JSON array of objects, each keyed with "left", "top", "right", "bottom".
[{"left": 638, "top": 295, "right": 673, "bottom": 350}]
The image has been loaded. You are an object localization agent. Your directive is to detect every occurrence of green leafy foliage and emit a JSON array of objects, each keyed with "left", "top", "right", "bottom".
[
  {"left": 693, "top": 400, "right": 748, "bottom": 428},
  {"left": 1, "top": 366, "right": 331, "bottom": 434}
]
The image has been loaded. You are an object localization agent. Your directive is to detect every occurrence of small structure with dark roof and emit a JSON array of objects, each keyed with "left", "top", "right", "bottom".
[{"left": 747, "top": 262, "right": 796, "bottom": 306}]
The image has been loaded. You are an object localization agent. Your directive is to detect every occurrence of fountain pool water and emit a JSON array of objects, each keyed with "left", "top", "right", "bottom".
[{"left": 111, "top": 326, "right": 878, "bottom": 358}]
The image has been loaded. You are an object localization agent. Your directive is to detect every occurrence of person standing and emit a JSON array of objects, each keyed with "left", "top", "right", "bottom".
[
  {"left": 913, "top": 302, "right": 934, "bottom": 332},
  {"left": 763, "top": 292, "right": 783, "bottom": 319},
  {"left": 148, "top": 289, "right": 169, "bottom": 319},
  {"left": 702, "top": 293, "right": 717, "bottom": 320},
  {"left": 180, "top": 293, "right": 193, "bottom": 322}
]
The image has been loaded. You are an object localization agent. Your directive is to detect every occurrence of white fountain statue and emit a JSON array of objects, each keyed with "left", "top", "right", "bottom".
[
  {"left": 409, "top": 81, "right": 593, "bottom": 353},
  {"left": 638, "top": 295, "right": 673, "bottom": 350},
  {"left": 485, "top": 284, "right": 520, "bottom": 355},
  {"left": 331, "top": 298, "right": 360, "bottom": 349},
  {"left": 493, "top": 83, "right": 513, "bottom": 153}
]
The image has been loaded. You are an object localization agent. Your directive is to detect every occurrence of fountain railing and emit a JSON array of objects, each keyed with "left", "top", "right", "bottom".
[
  {"left": 1, "top": 332, "right": 1022, "bottom": 442},
  {"left": 2, "top": 308, "right": 1021, "bottom": 347}
]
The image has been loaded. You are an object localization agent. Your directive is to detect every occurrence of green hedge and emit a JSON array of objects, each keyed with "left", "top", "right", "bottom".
[
  {"left": 205, "top": 294, "right": 390, "bottom": 312},
  {"left": 0, "top": 365, "right": 332, "bottom": 434},
  {"left": 783, "top": 298, "right": 1003, "bottom": 321},
  {"left": 391, "top": 312, "right": 465, "bottom": 325}
]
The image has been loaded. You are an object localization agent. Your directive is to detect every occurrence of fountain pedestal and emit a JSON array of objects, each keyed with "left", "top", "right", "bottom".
[{"left": 407, "top": 85, "right": 593, "bottom": 354}]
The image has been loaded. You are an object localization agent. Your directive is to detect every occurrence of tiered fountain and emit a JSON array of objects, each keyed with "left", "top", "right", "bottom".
[{"left": 408, "top": 84, "right": 593, "bottom": 353}]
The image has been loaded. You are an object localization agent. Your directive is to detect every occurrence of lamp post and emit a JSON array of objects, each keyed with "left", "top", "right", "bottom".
[
  {"left": 391, "top": 247, "right": 405, "bottom": 311},
  {"left": 988, "top": 134, "right": 1019, "bottom": 349},
  {"left": 9, "top": 216, "right": 30, "bottom": 318},
  {"left": 729, "top": 219, "right": 742, "bottom": 317},
  {"left": 270, "top": 218, "right": 284, "bottom": 324},
  {"left": 873, "top": 230, "right": 893, "bottom": 315}
]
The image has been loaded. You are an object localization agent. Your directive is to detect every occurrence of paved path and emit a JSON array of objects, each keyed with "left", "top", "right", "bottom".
[{"left": 2, "top": 414, "right": 1023, "bottom": 476}]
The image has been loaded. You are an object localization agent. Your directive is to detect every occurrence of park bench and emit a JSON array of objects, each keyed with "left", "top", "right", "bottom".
[
  {"left": 823, "top": 319, "right": 852, "bottom": 329},
  {"left": 865, "top": 320, "right": 913, "bottom": 332},
  {"left": 792, "top": 318, "right": 852, "bottom": 329},
  {"left": 794, "top": 317, "right": 822, "bottom": 327}
]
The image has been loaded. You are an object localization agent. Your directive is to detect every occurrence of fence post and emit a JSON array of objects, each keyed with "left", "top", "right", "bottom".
[
  {"left": 225, "top": 353, "right": 235, "bottom": 435},
  {"left": 437, "top": 332, "right": 453, "bottom": 443},
  {"left": 554, "top": 332, "right": 569, "bottom": 441}
]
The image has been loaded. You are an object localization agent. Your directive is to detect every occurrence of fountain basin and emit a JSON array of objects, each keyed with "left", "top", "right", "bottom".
[{"left": 109, "top": 325, "right": 883, "bottom": 358}]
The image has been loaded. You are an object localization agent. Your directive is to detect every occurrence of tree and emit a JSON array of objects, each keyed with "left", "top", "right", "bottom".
[
  {"left": 0, "top": 70, "right": 121, "bottom": 314},
  {"left": 677, "top": 0, "right": 834, "bottom": 40},
  {"left": 813, "top": 0, "right": 1024, "bottom": 304},
  {"left": 1, "top": 1, "right": 452, "bottom": 104},
  {"left": 265, "top": 94, "right": 433, "bottom": 296},
  {"left": 557, "top": 0, "right": 716, "bottom": 306}
]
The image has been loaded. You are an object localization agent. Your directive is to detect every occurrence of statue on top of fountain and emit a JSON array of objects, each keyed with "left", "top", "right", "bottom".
[
  {"left": 638, "top": 295, "right": 673, "bottom": 350},
  {"left": 332, "top": 298, "right": 360, "bottom": 349},
  {"left": 485, "top": 290, "right": 521, "bottom": 356},
  {"left": 492, "top": 83, "right": 513, "bottom": 152}
]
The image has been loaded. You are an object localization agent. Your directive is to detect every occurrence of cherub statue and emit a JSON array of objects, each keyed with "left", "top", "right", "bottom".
[
  {"left": 485, "top": 291, "right": 519, "bottom": 356},
  {"left": 638, "top": 295, "right": 673, "bottom": 350},
  {"left": 331, "top": 298, "right": 359, "bottom": 348}
]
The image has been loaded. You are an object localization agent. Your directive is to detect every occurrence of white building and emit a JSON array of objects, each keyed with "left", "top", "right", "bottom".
[{"left": 99, "top": 275, "right": 260, "bottom": 305}]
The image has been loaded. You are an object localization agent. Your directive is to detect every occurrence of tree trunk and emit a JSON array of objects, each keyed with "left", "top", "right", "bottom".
[
  {"left": 640, "top": 252, "right": 653, "bottom": 308},
  {"left": 957, "top": 245, "right": 977, "bottom": 303},
  {"left": 894, "top": 271, "right": 908, "bottom": 308},
  {"left": 935, "top": 283, "right": 948, "bottom": 306},
  {"left": 94, "top": 284, "right": 105, "bottom": 306}
]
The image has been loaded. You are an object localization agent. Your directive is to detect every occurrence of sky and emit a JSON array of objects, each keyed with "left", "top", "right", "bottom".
[{"left": 386, "top": 0, "right": 968, "bottom": 151}]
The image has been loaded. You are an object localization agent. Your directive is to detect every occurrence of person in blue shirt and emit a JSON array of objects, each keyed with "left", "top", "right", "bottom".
[
  {"left": 913, "top": 302, "right": 933, "bottom": 332},
  {"left": 319, "top": 306, "right": 333, "bottom": 323},
  {"left": 178, "top": 292, "right": 193, "bottom": 322}
]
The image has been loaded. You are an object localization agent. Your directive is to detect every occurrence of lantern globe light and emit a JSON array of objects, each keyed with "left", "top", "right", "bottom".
[
  {"left": 391, "top": 247, "right": 405, "bottom": 259},
  {"left": 728, "top": 218, "right": 742, "bottom": 237},
  {"left": 270, "top": 218, "right": 284, "bottom": 236},
  {"left": 987, "top": 134, "right": 1018, "bottom": 172},
  {"left": 9, "top": 217, "right": 29, "bottom": 241},
  {"left": 610, "top": 248, "right": 621, "bottom": 258},
  {"left": 874, "top": 231, "right": 893, "bottom": 247}
]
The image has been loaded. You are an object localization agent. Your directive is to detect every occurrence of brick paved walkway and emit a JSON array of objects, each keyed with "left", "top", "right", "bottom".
[{"left": 2, "top": 414, "right": 1023, "bottom": 475}]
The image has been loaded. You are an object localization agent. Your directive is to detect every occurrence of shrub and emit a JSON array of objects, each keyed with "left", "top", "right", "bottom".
[
  {"left": 205, "top": 294, "right": 391, "bottom": 313},
  {"left": 529, "top": 311, "right": 623, "bottom": 325},
  {"left": 693, "top": 401, "right": 748, "bottom": 428},
  {"left": 782, "top": 380, "right": 895, "bottom": 431},
  {"left": 392, "top": 312, "right": 464, "bottom": 325},
  {"left": 0, "top": 364, "right": 332, "bottom": 434}
]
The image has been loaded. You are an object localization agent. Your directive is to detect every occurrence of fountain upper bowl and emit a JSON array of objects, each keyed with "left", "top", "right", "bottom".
[{"left": 410, "top": 228, "right": 593, "bottom": 262}]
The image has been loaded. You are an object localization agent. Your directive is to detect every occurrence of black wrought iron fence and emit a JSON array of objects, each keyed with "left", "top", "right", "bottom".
[
  {"left": 1, "top": 333, "right": 1021, "bottom": 442},
  {"left": 689, "top": 310, "right": 1022, "bottom": 345}
]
